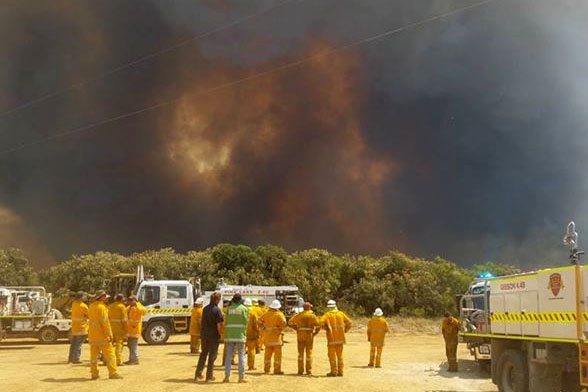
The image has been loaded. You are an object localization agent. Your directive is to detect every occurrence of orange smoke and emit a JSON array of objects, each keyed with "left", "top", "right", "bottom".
[{"left": 165, "top": 41, "right": 396, "bottom": 253}]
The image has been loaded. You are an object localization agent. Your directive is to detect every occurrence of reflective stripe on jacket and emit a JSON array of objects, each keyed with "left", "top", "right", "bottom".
[
  {"left": 71, "top": 300, "right": 89, "bottom": 336},
  {"left": 320, "top": 308, "right": 352, "bottom": 345},
  {"left": 259, "top": 309, "right": 286, "bottom": 346},
  {"left": 108, "top": 301, "right": 128, "bottom": 337},
  {"left": 88, "top": 301, "right": 112, "bottom": 345},
  {"left": 288, "top": 310, "right": 319, "bottom": 342}
]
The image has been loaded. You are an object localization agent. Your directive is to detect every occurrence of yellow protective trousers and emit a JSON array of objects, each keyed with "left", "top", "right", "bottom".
[
  {"left": 327, "top": 344, "right": 344, "bottom": 376},
  {"left": 112, "top": 335, "right": 125, "bottom": 365},
  {"left": 246, "top": 339, "right": 257, "bottom": 370},
  {"left": 369, "top": 344, "right": 383, "bottom": 367},
  {"left": 90, "top": 343, "right": 118, "bottom": 378},
  {"left": 190, "top": 335, "right": 201, "bottom": 354},
  {"left": 297, "top": 339, "right": 314, "bottom": 374},
  {"left": 445, "top": 338, "right": 458, "bottom": 370},
  {"left": 264, "top": 345, "right": 282, "bottom": 373}
]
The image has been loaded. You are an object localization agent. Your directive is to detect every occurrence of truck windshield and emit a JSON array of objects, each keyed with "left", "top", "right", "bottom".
[{"left": 138, "top": 286, "right": 160, "bottom": 306}]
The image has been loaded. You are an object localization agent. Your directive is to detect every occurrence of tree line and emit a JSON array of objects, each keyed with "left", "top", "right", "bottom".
[{"left": 0, "top": 245, "right": 521, "bottom": 316}]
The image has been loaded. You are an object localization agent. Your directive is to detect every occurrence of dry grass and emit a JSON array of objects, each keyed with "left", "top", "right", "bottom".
[{"left": 347, "top": 316, "right": 441, "bottom": 335}]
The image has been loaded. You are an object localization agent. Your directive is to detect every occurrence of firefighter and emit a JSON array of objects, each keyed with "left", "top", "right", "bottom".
[
  {"left": 320, "top": 299, "right": 352, "bottom": 377},
  {"left": 108, "top": 293, "right": 128, "bottom": 366},
  {"left": 367, "top": 307, "right": 389, "bottom": 368},
  {"left": 190, "top": 297, "right": 204, "bottom": 354},
  {"left": 68, "top": 291, "right": 88, "bottom": 364},
  {"left": 125, "top": 295, "right": 146, "bottom": 365},
  {"left": 243, "top": 298, "right": 259, "bottom": 370},
  {"left": 288, "top": 301, "right": 320, "bottom": 376},
  {"left": 442, "top": 311, "right": 460, "bottom": 372},
  {"left": 256, "top": 299, "right": 268, "bottom": 352},
  {"left": 259, "top": 299, "right": 287, "bottom": 374},
  {"left": 88, "top": 290, "right": 121, "bottom": 379}
]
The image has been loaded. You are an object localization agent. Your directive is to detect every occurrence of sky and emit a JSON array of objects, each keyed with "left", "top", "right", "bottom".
[{"left": 1, "top": 0, "right": 587, "bottom": 268}]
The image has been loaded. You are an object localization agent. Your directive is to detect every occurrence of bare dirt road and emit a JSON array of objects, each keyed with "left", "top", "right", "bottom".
[{"left": 1, "top": 330, "right": 497, "bottom": 392}]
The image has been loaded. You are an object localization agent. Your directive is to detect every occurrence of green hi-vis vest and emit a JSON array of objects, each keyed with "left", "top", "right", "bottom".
[{"left": 224, "top": 303, "right": 249, "bottom": 342}]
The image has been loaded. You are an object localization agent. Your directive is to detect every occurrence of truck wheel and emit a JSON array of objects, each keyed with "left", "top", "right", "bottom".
[
  {"left": 144, "top": 321, "right": 170, "bottom": 345},
  {"left": 497, "top": 349, "right": 528, "bottom": 392},
  {"left": 38, "top": 326, "right": 59, "bottom": 344}
]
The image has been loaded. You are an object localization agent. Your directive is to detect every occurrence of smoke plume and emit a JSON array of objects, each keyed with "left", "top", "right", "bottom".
[{"left": 1, "top": 0, "right": 587, "bottom": 268}]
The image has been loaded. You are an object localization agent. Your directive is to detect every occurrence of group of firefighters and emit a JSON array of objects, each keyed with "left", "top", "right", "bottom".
[
  {"left": 188, "top": 293, "right": 391, "bottom": 383},
  {"left": 67, "top": 290, "right": 393, "bottom": 381},
  {"left": 67, "top": 289, "right": 459, "bottom": 382},
  {"left": 68, "top": 290, "right": 146, "bottom": 379}
]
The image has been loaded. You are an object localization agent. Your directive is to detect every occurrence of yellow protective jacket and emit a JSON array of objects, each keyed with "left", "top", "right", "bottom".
[
  {"left": 288, "top": 310, "right": 320, "bottom": 342},
  {"left": 367, "top": 316, "right": 389, "bottom": 347},
  {"left": 70, "top": 300, "right": 89, "bottom": 336},
  {"left": 127, "top": 303, "right": 147, "bottom": 338},
  {"left": 321, "top": 308, "right": 352, "bottom": 345},
  {"left": 442, "top": 316, "right": 460, "bottom": 341},
  {"left": 246, "top": 310, "right": 259, "bottom": 341},
  {"left": 259, "top": 309, "right": 286, "bottom": 346},
  {"left": 189, "top": 306, "right": 203, "bottom": 336},
  {"left": 88, "top": 300, "right": 113, "bottom": 345},
  {"left": 108, "top": 301, "right": 128, "bottom": 338}
]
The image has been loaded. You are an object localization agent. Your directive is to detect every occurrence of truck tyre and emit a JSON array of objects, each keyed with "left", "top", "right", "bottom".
[
  {"left": 38, "top": 326, "right": 59, "bottom": 344},
  {"left": 144, "top": 321, "right": 170, "bottom": 345},
  {"left": 497, "top": 349, "right": 528, "bottom": 392}
]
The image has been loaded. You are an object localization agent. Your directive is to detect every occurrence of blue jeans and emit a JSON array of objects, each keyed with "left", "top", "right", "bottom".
[
  {"left": 128, "top": 337, "right": 139, "bottom": 362},
  {"left": 224, "top": 341, "right": 245, "bottom": 378},
  {"left": 68, "top": 335, "right": 85, "bottom": 362}
]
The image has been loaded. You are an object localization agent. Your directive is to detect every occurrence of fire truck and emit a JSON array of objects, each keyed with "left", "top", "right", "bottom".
[
  {"left": 0, "top": 286, "right": 71, "bottom": 343},
  {"left": 115, "top": 267, "right": 303, "bottom": 345},
  {"left": 459, "top": 221, "right": 588, "bottom": 392}
]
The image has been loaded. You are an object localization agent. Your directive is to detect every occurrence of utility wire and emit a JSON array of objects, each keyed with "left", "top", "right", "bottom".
[
  {"left": 0, "top": 0, "right": 301, "bottom": 119},
  {"left": 0, "top": 0, "right": 494, "bottom": 156}
]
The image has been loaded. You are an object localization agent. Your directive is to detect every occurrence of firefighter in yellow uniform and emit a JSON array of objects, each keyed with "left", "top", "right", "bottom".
[
  {"left": 126, "top": 295, "right": 146, "bottom": 365},
  {"left": 88, "top": 290, "right": 120, "bottom": 379},
  {"left": 367, "top": 307, "right": 389, "bottom": 368},
  {"left": 243, "top": 298, "right": 259, "bottom": 370},
  {"left": 108, "top": 294, "right": 128, "bottom": 366},
  {"left": 288, "top": 302, "right": 320, "bottom": 375},
  {"left": 68, "top": 291, "right": 88, "bottom": 363},
  {"left": 256, "top": 299, "right": 268, "bottom": 352},
  {"left": 442, "top": 312, "right": 460, "bottom": 372},
  {"left": 320, "top": 299, "right": 352, "bottom": 377},
  {"left": 259, "top": 299, "right": 287, "bottom": 374},
  {"left": 190, "top": 297, "right": 204, "bottom": 354}
]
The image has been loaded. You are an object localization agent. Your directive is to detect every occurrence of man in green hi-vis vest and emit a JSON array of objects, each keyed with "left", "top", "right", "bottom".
[{"left": 223, "top": 293, "right": 249, "bottom": 383}]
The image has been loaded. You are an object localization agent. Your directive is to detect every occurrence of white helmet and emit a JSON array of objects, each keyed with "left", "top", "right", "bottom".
[
  {"left": 269, "top": 299, "right": 281, "bottom": 309},
  {"left": 326, "top": 299, "right": 336, "bottom": 308},
  {"left": 195, "top": 297, "right": 204, "bottom": 305},
  {"left": 243, "top": 298, "right": 252, "bottom": 306},
  {"left": 374, "top": 308, "right": 383, "bottom": 317}
]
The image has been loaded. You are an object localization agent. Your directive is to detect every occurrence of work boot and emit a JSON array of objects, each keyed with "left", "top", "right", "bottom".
[
  {"left": 368, "top": 363, "right": 374, "bottom": 367},
  {"left": 223, "top": 377, "right": 230, "bottom": 383},
  {"left": 205, "top": 377, "right": 216, "bottom": 382},
  {"left": 91, "top": 375, "right": 100, "bottom": 380},
  {"left": 297, "top": 370, "right": 304, "bottom": 375},
  {"left": 238, "top": 377, "right": 248, "bottom": 383},
  {"left": 326, "top": 372, "right": 337, "bottom": 377},
  {"left": 274, "top": 371, "right": 284, "bottom": 375},
  {"left": 109, "top": 374, "right": 123, "bottom": 379},
  {"left": 337, "top": 373, "right": 343, "bottom": 377}
]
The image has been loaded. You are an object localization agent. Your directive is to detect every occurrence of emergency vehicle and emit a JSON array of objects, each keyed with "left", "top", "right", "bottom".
[
  {"left": 459, "top": 221, "right": 588, "bottom": 392},
  {"left": 0, "top": 286, "right": 71, "bottom": 343}
]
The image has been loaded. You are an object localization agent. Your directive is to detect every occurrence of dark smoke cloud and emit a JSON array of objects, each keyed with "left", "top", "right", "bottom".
[{"left": 1, "top": 0, "right": 587, "bottom": 268}]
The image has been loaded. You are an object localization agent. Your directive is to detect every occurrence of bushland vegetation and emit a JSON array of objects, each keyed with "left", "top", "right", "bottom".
[{"left": 0, "top": 245, "right": 520, "bottom": 316}]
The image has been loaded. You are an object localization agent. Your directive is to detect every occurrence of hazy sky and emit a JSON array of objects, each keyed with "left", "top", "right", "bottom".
[{"left": 1, "top": 0, "right": 587, "bottom": 268}]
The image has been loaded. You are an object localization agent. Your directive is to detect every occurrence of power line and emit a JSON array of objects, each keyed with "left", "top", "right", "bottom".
[
  {"left": 0, "top": 0, "right": 301, "bottom": 119},
  {"left": 0, "top": 0, "right": 495, "bottom": 156}
]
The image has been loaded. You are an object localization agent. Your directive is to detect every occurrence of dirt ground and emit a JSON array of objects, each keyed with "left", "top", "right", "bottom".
[{"left": 1, "top": 330, "right": 497, "bottom": 392}]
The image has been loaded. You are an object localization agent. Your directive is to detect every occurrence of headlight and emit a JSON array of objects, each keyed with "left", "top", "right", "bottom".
[{"left": 478, "top": 345, "right": 490, "bottom": 354}]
